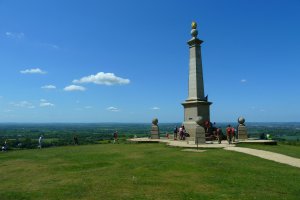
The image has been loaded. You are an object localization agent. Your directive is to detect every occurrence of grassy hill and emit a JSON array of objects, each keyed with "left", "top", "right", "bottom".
[{"left": 0, "top": 143, "right": 300, "bottom": 200}]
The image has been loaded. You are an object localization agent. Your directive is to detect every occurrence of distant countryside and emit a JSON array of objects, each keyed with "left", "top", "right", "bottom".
[{"left": 1, "top": 122, "right": 300, "bottom": 150}]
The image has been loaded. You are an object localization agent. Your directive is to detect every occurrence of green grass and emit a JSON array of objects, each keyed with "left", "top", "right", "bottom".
[
  {"left": 237, "top": 142, "right": 300, "bottom": 159},
  {"left": 0, "top": 143, "right": 300, "bottom": 200}
]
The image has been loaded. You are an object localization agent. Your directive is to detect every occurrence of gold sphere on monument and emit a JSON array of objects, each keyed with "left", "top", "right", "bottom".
[{"left": 191, "top": 21, "right": 197, "bottom": 29}]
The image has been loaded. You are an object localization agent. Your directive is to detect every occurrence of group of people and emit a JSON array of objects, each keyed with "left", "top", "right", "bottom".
[
  {"left": 204, "top": 121, "right": 223, "bottom": 143},
  {"left": 205, "top": 121, "right": 237, "bottom": 144},
  {"left": 226, "top": 125, "right": 236, "bottom": 144},
  {"left": 172, "top": 121, "right": 237, "bottom": 144},
  {"left": 1, "top": 140, "right": 8, "bottom": 152},
  {"left": 173, "top": 125, "right": 189, "bottom": 140},
  {"left": 1, "top": 134, "right": 81, "bottom": 152}
]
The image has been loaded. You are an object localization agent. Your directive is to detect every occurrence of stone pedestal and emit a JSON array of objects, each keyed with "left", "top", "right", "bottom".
[
  {"left": 150, "top": 118, "right": 160, "bottom": 139},
  {"left": 237, "top": 116, "right": 248, "bottom": 140},
  {"left": 182, "top": 121, "right": 196, "bottom": 141},
  {"left": 238, "top": 125, "right": 248, "bottom": 140},
  {"left": 151, "top": 125, "right": 160, "bottom": 139},
  {"left": 182, "top": 100, "right": 211, "bottom": 139}
]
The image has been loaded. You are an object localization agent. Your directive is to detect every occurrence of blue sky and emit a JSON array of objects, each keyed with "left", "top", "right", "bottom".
[{"left": 0, "top": 0, "right": 300, "bottom": 123}]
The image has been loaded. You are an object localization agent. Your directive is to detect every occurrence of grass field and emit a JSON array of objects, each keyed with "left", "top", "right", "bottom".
[{"left": 0, "top": 143, "right": 300, "bottom": 200}]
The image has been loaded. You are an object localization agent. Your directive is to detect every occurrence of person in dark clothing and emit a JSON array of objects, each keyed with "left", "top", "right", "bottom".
[
  {"left": 113, "top": 131, "right": 119, "bottom": 144},
  {"left": 73, "top": 135, "right": 79, "bottom": 145},
  {"left": 173, "top": 126, "right": 178, "bottom": 140},
  {"left": 216, "top": 128, "right": 223, "bottom": 144}
]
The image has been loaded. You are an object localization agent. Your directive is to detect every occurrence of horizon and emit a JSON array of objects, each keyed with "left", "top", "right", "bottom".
[
  {"left": 1, "top": 121, "right": 300, "bottom": 124},
  {"left": 1, "top": 0, "right": 300, "bottom": 123}
]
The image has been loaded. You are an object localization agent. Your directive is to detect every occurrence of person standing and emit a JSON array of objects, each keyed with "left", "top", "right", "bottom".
[
  {"left": 182, "top": 125, "right": 187, "bottom": 140},
  {"left": 231, "top": 127, "right": 236, "bottom": 142},
  {"left": 226, "top": 125, "right": 232, "bottom": 144},
  {"left": 173, "top": 126, "right": 178, "bottom": 140},
  {"left": 113, "top": 131, "right": 119, "bottom": 144},
  {"left": 38, "top": 135, "right": 43, "bottom": 149},
  {"left": 179, "top": 126, "right": 183, "bottom": 140},
  {"left": 216, "top": 128, "right": 223, "bottom": 144},
  {"left": 204, "top": 120, "right": 210, "bottom": 133}
]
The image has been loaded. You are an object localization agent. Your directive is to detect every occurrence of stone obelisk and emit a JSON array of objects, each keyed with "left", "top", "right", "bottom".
[{"left": 182, "top": 22, "right": 212, "bottom": 141}]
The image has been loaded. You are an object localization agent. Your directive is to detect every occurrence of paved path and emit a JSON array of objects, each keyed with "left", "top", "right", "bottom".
[
  {"left": 129, "top": 138, "right": 300, "bottom": 168},
  {"left": 224, "top": 146, "right": 300, "bottom": 168},
  {"left": 129, "top": 138, "right": 233, "bottom": 148}
]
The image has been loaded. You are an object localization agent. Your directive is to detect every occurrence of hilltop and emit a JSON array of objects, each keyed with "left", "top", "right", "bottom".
[{"left": 1, "top": 143, "right": 300, "bottom": 200}]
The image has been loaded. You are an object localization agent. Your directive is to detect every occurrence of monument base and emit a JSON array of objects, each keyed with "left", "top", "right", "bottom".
[
  {"left": 151, "top": 125, "right": 160, "bottom": 139},
  {"left": 182, "top": 121, "right": 205, "bottom": 144},
  {"left": 182, "top": 100, "right": 211, "bottom": 122},
  {"left": 182, "top": 120, "right": 197, "bottom": 141},
  {"left": 238, "top": 125, "right": 248, "bottom": 140},
  {"left": 182, "top": 100, "right": 211, "bottom": 141}
]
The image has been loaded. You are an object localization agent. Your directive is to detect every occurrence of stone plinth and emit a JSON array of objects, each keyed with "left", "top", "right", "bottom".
[
  {"left": 237, "top": 116, "right": 248, "bottom": 140},
  {"left": 151, "top": 125, "right": 160, "bottom": 139},
  {"left": 238, "top": 125, "right": 248, "bottom": 140},
  {"left": 183, "top": 120, "right": 197, "bottom": 141},
  {"left": 182, "top": 100, "right": 211, "bottom": 139},
  {"left": 150, "top": 118, "right": 160, "bottom": 139}
]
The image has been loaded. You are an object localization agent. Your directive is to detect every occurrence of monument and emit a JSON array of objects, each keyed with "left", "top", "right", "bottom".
[
  {"left": 182, "top": 21, "right": 212, "bottom": 141},
  {"left": 237, "top": 116, "right": 248, "bottom": 140},
  {"left": 150, "top": 118, "right": 160, "bottom": 139}
]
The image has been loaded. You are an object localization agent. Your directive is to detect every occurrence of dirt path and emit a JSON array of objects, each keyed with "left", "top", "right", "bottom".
[{"left": 224, "top": 146, "right": 300, "bottom": 168}]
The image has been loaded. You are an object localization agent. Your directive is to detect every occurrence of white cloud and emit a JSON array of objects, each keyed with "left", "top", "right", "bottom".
[
  {"left": 241, "top": 79, "right": 247, "bottom": 83},
  {"left": 40, "top": 43, "right": 60, "bottom": 49},
  {"left": 151, "top": 106, "right": 160, "bottom": 110},
  {"left": 64, "top": 85, "right": 86, "bottom": 92},
  {"left": 20, "top": 68, "right": 47, "bottom": 74},
  {"left": 50, "top": 44, "right": 59, "bottom": 49},
  {"left": 106, "top": 106, "right": 120, "bottom": 112},
  {"left": 40, "top": 102, "right": 54, "bottom": 107},
  {"left": 85, "top": 106, "right": 92, "bottom": 109},
  {"left": 11, "top": 101, "right": 35, "bottom": 109},
  {"left": 5, "top": 32, "right": 25, "bottom": 39},
  {"left": 39, "top": 99, "right": 54, "bottom": 107},
  {"left": 41, "top": 85, "right": 56, "bottom": 89},
  {"left": 73, "top": 72, "right": 130, "bottom": 86}
]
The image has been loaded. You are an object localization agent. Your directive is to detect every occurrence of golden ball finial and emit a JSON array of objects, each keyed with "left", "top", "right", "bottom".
[{"left": 191, "top": 21, "right": 197, "bottom": 29}]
